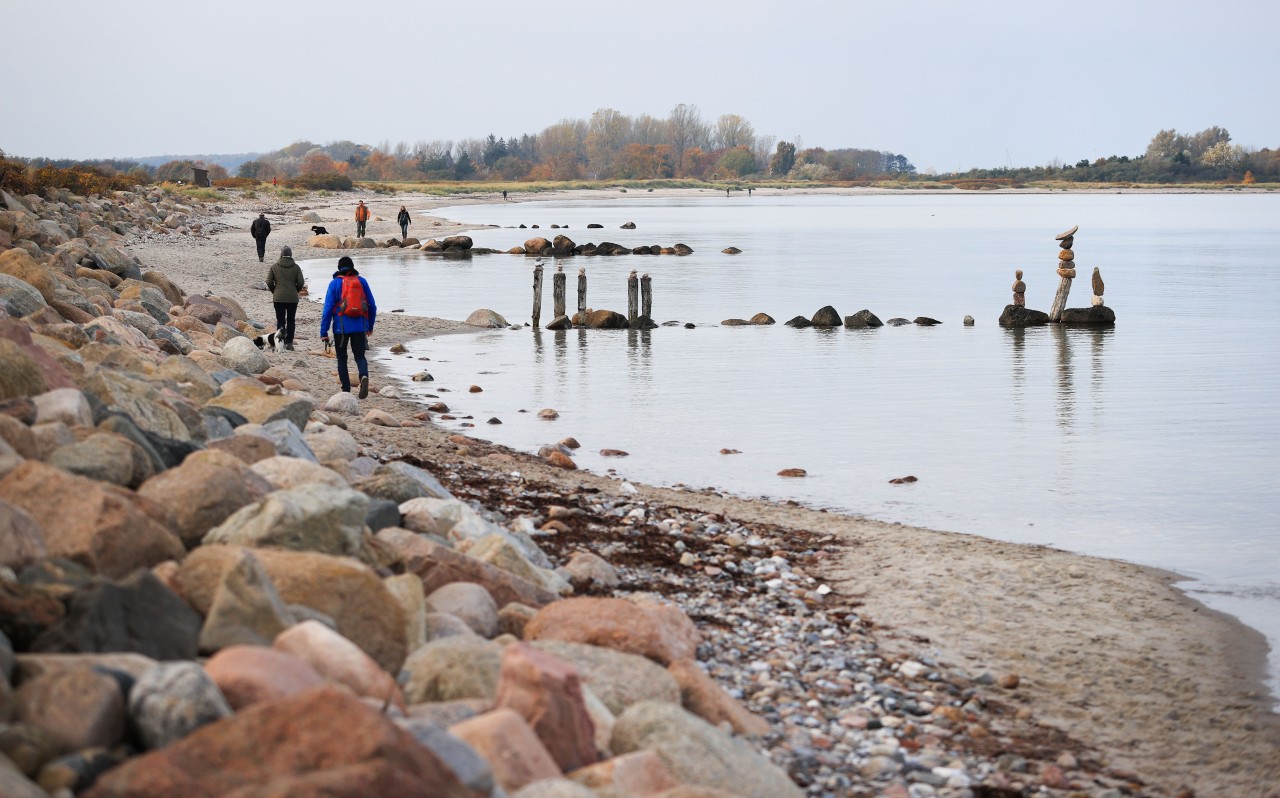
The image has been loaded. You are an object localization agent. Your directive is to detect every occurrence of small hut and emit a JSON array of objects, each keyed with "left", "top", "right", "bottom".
[{"left": 191, "top": 167, "right": 210, "bottom": 187}]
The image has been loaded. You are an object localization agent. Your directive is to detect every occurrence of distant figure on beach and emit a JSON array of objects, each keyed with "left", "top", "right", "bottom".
[
  {"left": 265, "top": 245, "right": 305, "bottom": 351},
  {"left": 250, "top": 213, "right": 271, "bottom": 262},
  {"left": 748, "top": 187, "right": 753, "bottom": 196},
  {"left": 321, "top": 256, "right": 377, "bottom": 398},
  {"left": 272, "top": 176, "right": 277, "bottom": 187},
  {"left": 397, "top": 205, "right": 411, "bottom": 239},
  {"left": 726, "top": 188, "right": 730, "bottom": 198},
  {"left": 502, "top": 190, "right": 508, "bottom": 201},
  {"left": 354, "top": 200, "right": 370, "bottom": 238}
]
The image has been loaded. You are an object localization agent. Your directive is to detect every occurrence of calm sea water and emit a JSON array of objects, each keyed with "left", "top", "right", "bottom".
[{"left": 301, "top": 193, "right": 1280, "bottom": 689}]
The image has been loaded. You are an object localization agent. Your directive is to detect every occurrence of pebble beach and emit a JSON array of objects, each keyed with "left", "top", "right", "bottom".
[{"left": 0, "top": 183, "right": 1276, "bottom": 798}]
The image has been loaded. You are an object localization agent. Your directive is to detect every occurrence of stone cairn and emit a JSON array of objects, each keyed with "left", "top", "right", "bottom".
[
  {"left": 1091, "top": 266, "right": 1105, "bottom": 306},
  {"left": 1012, "top": 269, "right": 1026, "bottom": 307},
  {"left": 1047, "top": 224, "right": 1078, "bottom": 322}
]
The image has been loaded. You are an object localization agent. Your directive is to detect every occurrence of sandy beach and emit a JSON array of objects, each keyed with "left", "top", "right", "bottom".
[{"left": 126, "top": 186, "right": 1280, "bottom": 797}]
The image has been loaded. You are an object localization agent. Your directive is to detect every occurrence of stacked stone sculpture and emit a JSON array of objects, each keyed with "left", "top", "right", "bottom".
[
  {"left": 999, "top": 267, "right": 1049, "bottom": 328},
  {"left": 1047, "top": 224, "right": 1078, "bottom": 322},
  {"left": 1091, "top": 267, "right": 1105, "bottom": 306},
  {"left": 1012, "top": 269, "right": 1026, "bottom": 307}
]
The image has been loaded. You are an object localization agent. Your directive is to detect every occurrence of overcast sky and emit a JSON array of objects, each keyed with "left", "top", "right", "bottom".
[{"left": 4, "top": 0, "right": 1276, "bottom": 172}]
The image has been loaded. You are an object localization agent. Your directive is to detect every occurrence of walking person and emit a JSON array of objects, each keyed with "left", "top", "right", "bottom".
[
  {"left": 250, "top": 213, "right": 271, "bottom": 262},
  {"left": 354, "top": 200, "right": 370, "bottom": 238},
  {"left": 265, "top": 245, "right": 305, "bottom": 351},
  {"left": 397, "top": 205, "right": 411, "bottom": 239},
  {"left": 321, "top": 256, "right": 377, "bottom": 398}
]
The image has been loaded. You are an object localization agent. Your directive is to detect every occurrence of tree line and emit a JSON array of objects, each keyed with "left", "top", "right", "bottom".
[
  {"left": 224, "top": 105, "right": 914, "bottom": 185},
  {"left": 945, "top": 126, "right": 1278, "bottom": 184}
]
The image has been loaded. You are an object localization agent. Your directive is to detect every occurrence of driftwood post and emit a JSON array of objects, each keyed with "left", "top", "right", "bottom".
[
  {"left": 640, "top": 273, "right": 652, "bottom": 319},
  {"left": 627, "top": 270, "right": 639, "bottom": 324},
  {"left": 1048, "top": 224, "right": 1078, "bottom": 322},
  {"left": 552, "top": 265, "right": 566, "bottom": 319},
  {"left": 577, "top": 267, "right": 587, "bottom": 314},
  {"left": 532, "top": 263, "right": 544, "bottom": 326}
]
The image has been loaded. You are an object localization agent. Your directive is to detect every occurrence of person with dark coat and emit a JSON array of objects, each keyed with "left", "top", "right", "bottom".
[
  {"left": 321, "top": 256, "right": 377, "bottom": 398},
  {"left": 250, "top": 213, "right": 271, "bottom": 262},
  {"left": 397, "top": 205, "right": 411, "bottom": 239},
  {"left": 265, "top": 246, "right": 305, "bottom": 350}
]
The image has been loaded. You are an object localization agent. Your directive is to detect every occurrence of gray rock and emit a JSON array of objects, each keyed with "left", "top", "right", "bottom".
[
  {"left": 365, "top": 498, "right": 401, "bottom": 533},
  {"left": 997, "top": 305, "right": 1050, "bottom": 328},
  {"left": 532, "top": 641, "right": 679, "bottom": 715},
  {"left": 323, "top": 391, "right": 360, "bottom": 415},
  {"left": 32, "top": 570, "right": 201, "bottom": 660},
  {"left": 395, "top": 719, "right": 497, "bottom": 796},
  {"left": 203, "top": 483, "right": 370, "bottom": 557},
  {"left": 612, "top": 701, "right": 803, "bottom": 798},
  {"left": 425, "top": 583, "right": 499, "bottom": 638},
  {"left": 513, "top": 779, "right": 597, "bottom": 798},
  {"left": 242, "top": 419, "right": 317, "bottom": 462},
  {"left": 843, "top": 309, "right": 883, "bottom": 329},
  {"left": 198, "top": 549, "right": 295, "bottom": 653},
  {"left": 0, "top": 274, "right": 47, "bottom": 317},
  {"left": 32, "top": 389, "right": 93, "bottom": 427},
  {"left": 424, "top": 612, "right": 480, "bottom": 642},
  {"left": 304, "top": 423, "right": 358, "bottom": 463},
  {"left": 465, "top": 309, "right": 509, "bottom": 328},
  {"left": 250, "top": 456, "right": 346, "bottom": 491},
  {"left": 402, "top": 635, "right": 503, "bottom": 703},
  {"left": 219, "top": 336, "right": 270, "bottom": 375},
  {"left": 810, "top": 305, "right": 841, "bottom": 327},
  {"left": 129, "top": 661, "right": 232, "bottom": 750},
  {"left": 47, "top": 433, "right": 139, "bottom": 487}
]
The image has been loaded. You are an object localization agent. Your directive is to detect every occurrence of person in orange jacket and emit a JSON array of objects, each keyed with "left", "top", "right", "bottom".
[{"left": 355, "top": 200, "right": 370, "bottom": 238}]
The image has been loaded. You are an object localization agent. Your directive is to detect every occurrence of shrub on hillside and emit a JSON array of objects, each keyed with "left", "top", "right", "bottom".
[
  {"left": 284, "top": 172, "right": 353, "bottom": 191},
  {"left": 0, "top": 151, "right": 144, "bottom": 197},
  {"left": 213, "top": 176, "right": 257, "bottom": 189}
]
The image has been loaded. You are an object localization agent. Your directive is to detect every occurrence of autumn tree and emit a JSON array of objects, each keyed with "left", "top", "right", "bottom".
[
  {"left": 666, "top": 104, "right": 707, "bottom": 176},
  {"left": 615, "top": 144, "right": 673, "bottom": 179},
  {"left": 300, "top": 151, "right": 338, "bottom": 176},
  {"left": 585, "top": 107, "right": 631, "bottom": 178},
  {"left": 713, "top": 114, "right": 755, "bottom": 151},
  {"left": 716, "top": 146, "right": 757, "bottom": 177},
  {"left": 769, "top": 141, "right": 796, "bottom": 176}
]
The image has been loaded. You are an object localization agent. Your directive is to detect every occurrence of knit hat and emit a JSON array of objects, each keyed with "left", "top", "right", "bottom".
[
  {"left": 280, "top": 246, "right": 292, "bottom": 257},
  {"left": 337, "top": 256, "right": 355, "bottom": 273}
]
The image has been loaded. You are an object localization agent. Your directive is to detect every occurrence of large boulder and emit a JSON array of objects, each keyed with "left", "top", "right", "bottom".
[
  {"left": 810, "top": 305, "right": 841, "bottom": 327},
  {"left": 274, "top": 620, "right": 406, "bottom": 710},
  {"left": 524, "top": 597, "right": 699, "bottom": 666},
  {"left": 448, "top": 708, "right": 561, "bottom": 794},
  {"left": 378, "top": 528, "right": 558, "bottom": 609},
  {"left": 611, "top": 702, "right": 803, "bottom": 798},
  {"left": 220, "top": 336, "right": 269, "bottom": 375},
  {"left": 203, "top": 645, "right": 326, "bottom": 709},
  {"left": 531, "top": 640, "right": 680, "bottom": 716},
  {"left": 494, "top": 642, "right": 599, "bottom": 772},
  {"left": 129, "top": 661, "right": 233, "bottom": 751},
  {"left": 402, "top": 635, "right": 504, "bottom": 703},
  {"left": 136, "top": 449, "right": 273, "bottom": 548},
  {"left": 1059, "top": 305, "right": 1116, "bottom": 326},
  {"left": 84, "top": 685, "right": 487, "bottom": 798},
  {"left": 79, "top": 368, "right": 193, "bottom": 442},
  {"left": 13, "top": 666, "right": 126, "bottom": 755},
  {"left": 442, "top": 235, "right": 473, "bottom": 251},
  {"left": 0, "top": 461, "right": 184, "bottom": 578},
  {"left": 0, "top": 273, "right": 48, "bottom": 318},
  {"left": 31, "top": 570, "right": 201, "bottom": 660},
  {"left": 205, "top": 382, "right": 313, "bottom": 430},
  {"left": 1, "top": 318, "right": 76, "bottom": 397},
  {"left": 309, "top": 234, "right": 342, "bottom": 249},
  {"left": 524, "top": 238, "right": 552, "bottom": 255},
  {"left": 197, "top": 548, "right": 296, "bottom": 652},
  {"left": 843, "top": 309, "right": 883, "bottom": 329},
  {"left": 998, "top": 304, "right": 1050, "bottom": 328},
  {"left": 0, "top": 498, "right": 46, "bottom": 571},
  {"left": 203, "top": 483, "right": 371, "bottom": 558},
  {"left": 581, "top": 310, "right": 629, "bottom": 330},
  {"left": 175, "top": 545, "right": 408, "bottom": 674},
  {"left": 466, "top": 309, "right": 509, "bottom": 328}
]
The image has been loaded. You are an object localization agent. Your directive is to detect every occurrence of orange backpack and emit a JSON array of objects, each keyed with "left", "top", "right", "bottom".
[{"left": 336, "top": 275, "right": 368, "bottom": 318}]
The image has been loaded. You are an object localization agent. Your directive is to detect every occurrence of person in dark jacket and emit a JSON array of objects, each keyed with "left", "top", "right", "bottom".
[
  {"left": 320, "top": 256, "right": 377, "bottom": 398},
  {"left": 397, "top": 205, "right": 411, "bottom": 239},
  {"left": 250, "top": 213, "right": 271, "bottom": 262},
  {"left": 265, "top": 245, "right": 305, "bottom": 350}
]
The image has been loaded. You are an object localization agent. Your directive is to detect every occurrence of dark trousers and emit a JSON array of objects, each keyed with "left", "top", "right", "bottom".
[
  {"left": 399, "top": 223, "right": 408, "bottom": 238},
  {"left": 273, "top": 301, "right": 297, "bottom": 344},
  {"left": 254, "top": 237, "right": 267, "bottom": 261},
  {"left": 334, "top": 332, "right": 368, "bottom": 391},
  {"left": 356, "top": 221, "right": 367, "bottom": 237}
]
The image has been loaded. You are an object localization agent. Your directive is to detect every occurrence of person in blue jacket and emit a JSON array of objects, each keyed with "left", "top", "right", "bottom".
[{"left": 320, "top": 256, "right": 377, "bottom": 398}]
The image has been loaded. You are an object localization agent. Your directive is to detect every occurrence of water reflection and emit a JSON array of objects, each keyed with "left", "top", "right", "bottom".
[
  {"left": 1006, "top": 327, "right": 1027, "bottom": 425},
  {"left": 1002, "top": 325, "right": 1111, "bottom": 433}
]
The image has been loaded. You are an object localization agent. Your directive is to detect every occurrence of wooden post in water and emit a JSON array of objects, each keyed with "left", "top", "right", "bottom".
[
  {"left": 532, "top": 263, "right": 544, "bottom": 326},
  {"left": 640, "top": 272, "right": 652, "bottom": 319},
  {"left": 577, "top": 267, "right": 587, "bottom": 314},
  {"left": 553, "top": 265, "right": 566, "bottom": 319},
  {"left": 627, "top": 270, "right": 639, "bottom": 324},
  {"left": 1048, "top": 224, "right": 1079, "bottom": 322}
]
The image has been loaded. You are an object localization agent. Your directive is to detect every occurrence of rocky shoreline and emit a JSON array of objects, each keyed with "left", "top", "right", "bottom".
[{"left": 1, "top": 184, "right": 1277, "bottom": 798}]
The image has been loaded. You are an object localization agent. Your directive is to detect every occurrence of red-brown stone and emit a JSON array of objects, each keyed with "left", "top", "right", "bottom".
[
  {"left": 523, "top": 597, "right": 700, "bottom": 665},
  {"left": 494, "top": 642, "right": 598, "bottom": 772},
  {"left": 84, "top": 685, "right": 486, "bottom": 798}
]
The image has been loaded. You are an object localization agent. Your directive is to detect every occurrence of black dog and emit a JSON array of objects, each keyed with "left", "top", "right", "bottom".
[{"left": 311, "top": 225, "right": 329, "bottom": 235}]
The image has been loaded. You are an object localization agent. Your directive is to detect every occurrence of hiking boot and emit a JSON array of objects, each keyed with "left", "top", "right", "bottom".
[
  {"left": 358, "top": 376, "right": 369, "bottom": 399},
  {"left": 284, "top": 341, "right": 294, "bottom": 351}
]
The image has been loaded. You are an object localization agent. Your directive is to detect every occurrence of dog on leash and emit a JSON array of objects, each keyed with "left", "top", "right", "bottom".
[{"left": 311, "top": 225, "right": 329, "bottom": 235}]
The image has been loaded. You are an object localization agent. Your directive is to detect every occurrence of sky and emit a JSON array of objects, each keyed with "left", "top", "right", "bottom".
[{"left": 3, "top": 0, "right": 1277, "bottom": 173}]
